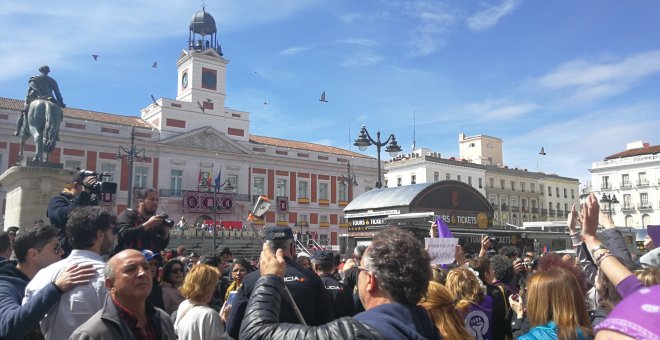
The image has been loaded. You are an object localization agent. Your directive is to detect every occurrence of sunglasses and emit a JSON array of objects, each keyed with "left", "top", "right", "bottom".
[{"left": 171, "top": 268, "right": 183, "bottom": 274}]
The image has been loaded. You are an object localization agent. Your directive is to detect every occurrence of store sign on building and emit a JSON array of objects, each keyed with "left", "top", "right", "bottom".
[{"left": 436, "top": 212, "right": 489, "bottom": 229}]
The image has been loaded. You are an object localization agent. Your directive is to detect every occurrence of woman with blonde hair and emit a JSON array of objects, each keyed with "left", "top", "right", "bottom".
[
  {"left": 175, "top": 263, "right": 223, "bottom": 340},
  {"left": 445, "top": 267, "right": 494, "bottom": 340},
  {"left": 511, "top": 267, "right": 593, "bottom": 340},
  {"left": 420, "top": 281, "right": 473, "bottom": 340}
]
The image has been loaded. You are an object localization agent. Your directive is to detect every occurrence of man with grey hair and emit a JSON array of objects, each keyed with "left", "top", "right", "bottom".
[
  {"left": 226, "top": 226, "right": 334, "bottom": 338},
  {"left": 70, "top": 249, "right": 176, "bottom": 339},
  {"left": 23, "top": 206, "right": 116, "bottom": 340},
  {"left": 239, "top": 227, "right": 440, "bottom": 339}
]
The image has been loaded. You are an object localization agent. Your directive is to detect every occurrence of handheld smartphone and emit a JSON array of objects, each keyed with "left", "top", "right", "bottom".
[{"left": 226, "top": 291, "right": 238, "bottom": 306}]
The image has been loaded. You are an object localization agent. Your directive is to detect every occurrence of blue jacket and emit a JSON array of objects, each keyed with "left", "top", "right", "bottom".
[
  {"left": 519, "top": 321, "right": 592, "bottom": 340},
  {"left": 354, "top": 302, "right": 441, "bottom": 340},
  {"left": 0, "top": 260, "right": 63, "bottom": 340}
]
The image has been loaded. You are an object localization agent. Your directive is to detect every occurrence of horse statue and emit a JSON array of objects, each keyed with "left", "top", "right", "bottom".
[{"left": 17, "top": 98, "right": 63, "bottom": 163}]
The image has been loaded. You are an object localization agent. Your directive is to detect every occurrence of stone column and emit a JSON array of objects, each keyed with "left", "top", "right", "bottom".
[{"left": 0, "top": 164, "right": 70, "bottom": 231}]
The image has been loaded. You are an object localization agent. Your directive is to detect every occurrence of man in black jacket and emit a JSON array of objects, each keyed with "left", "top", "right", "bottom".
[
  {"left": 313, "top": 250, "right": 354, "bottom": 318},
  {"left": 239, "top": 226, "right": 441, "bottom": 340},
  {"left": 47, "top": 169, "right": 98, "bottom": 256},
  {"left": 226, "top": 226, "right": 335, "bottom": 338},
  {"left": 113, "top": 188, "right": 170, "bottom": 254}
]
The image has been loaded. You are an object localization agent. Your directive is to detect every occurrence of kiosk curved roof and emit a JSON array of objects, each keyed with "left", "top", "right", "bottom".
[{"left": 344, "top": 182, "right": 436, "bottom": 212}]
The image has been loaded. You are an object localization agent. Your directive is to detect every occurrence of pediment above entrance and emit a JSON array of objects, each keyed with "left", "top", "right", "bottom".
[{"left": 159, "top": 126, "right": 251, "bottom": 154}]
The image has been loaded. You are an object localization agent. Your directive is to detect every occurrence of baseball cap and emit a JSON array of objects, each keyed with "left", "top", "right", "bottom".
[
  {"left": 141, "top": 249, "right": 161, "bottom": 262},
  {"left": 265, "top": 226, "right": 294, "bottom": 241}
]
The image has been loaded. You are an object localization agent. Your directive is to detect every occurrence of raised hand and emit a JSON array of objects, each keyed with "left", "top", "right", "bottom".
[{"left": 581, "top": 193, "right": 600, "bottom": 240}]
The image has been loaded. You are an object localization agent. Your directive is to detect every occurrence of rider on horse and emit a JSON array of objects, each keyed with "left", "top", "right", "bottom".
[{"left": 14, "top": 65, "right": 65, "bottom": 136}]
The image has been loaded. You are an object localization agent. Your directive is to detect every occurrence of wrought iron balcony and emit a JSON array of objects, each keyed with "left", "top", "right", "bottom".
[
  {"left": 638, "top": 203, "right": 653, "bottom": 211},
  {"left": 620, "top": 182, "right": 632, "bottom": 189},
  {"left": 636, "top": 180, "right": 649, "bottom": 187},
  {"left": 621, "top": 204, "right": 636, "bottom": 212}
]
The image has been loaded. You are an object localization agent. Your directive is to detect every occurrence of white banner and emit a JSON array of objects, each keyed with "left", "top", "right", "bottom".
[{"left": 424, "top": 238, "right": 459, "bottom": 265}]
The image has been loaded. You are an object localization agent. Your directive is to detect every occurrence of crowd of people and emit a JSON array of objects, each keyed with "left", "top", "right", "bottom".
[{"left": 0, "top": 167, "right": 659, "bottom": 339}]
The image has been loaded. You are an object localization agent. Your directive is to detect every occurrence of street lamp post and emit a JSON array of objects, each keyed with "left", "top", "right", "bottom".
[
  {"left": 115, "top": 126, "right": 145, "bottom": 208},
  {"left": 212, "top": 179, "right": 234, "bottom": 254},
  {"left": 353, "top": 125, "right": 402, "bottom": 189},
  {"left": 338, "top": 160, "right": 358, "bottom": 199},
  {"left": 600, "top": 193, "right": 619, "bottom": 216}
]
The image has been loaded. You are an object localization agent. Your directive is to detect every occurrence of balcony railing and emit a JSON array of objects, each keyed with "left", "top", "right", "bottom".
[
  {"left": 620, "top": 182, "right": 632, "bottom": 189},
  {"left": 601, "top": 184, "right": 612, "bottom": 190},
  {"left": 159, "top": 189, "right": 182, "bottom": 197},
  {"left": 637, "top": 180, "right": 649, "bottom": 187},
  {"left": 510, "top": 205, "right": 519, "bottom": 212},
  {"left": 557, "top": 210, "right": 564, "bottom": 217},
  {"left": 549, "top": 209, "right": 556, "bottom": 215},
  {"left": 540, "top": 208, "right": 547, "bottom": 214},
  {"left": 531, "top": 207, "right": 538, "bottom": 214},
  {"left": 621, "top": 205, "right": 636, "bottom": 212},
  {"left": 638, "top": 203, "right": 653, "bottom": 210},
  {"left": 501, "top": 204, "right": 509, "bottom": 211}
]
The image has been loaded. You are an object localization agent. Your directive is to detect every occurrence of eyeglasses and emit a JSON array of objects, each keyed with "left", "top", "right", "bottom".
[{"left": 37, "top": 242, "right": 63, "bottom": 254}]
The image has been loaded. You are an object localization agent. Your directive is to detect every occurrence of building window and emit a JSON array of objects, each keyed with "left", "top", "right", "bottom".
[
  {"left": 134, "top": 166, "right": 148, "bottom": 188},
  {"left": 602, "top": 176, "right": 610, "bottom": 189},
  {"left": 397, "top": 177, "right": 402, "bottom": 186},
  {"left": 170, "top": 169, "right": 182, "bottom": 195},
  {"left": 100, "top": 163, "right": 116, "bottom": 182},
  {"left": 563, "top": 188, "right": 567, "bottom": 198},
  {"left": 320, "top": 215, "right": 328, "bottom": 223},
  {"left": 521, "top": 182, "right": 525, "bottom": 192},
  {"left": 540, "top": 186, "right": 544, "bottom": 195},
  {"left": 622, "top": 174, "right": 630, "bottom": 187},
  {"left": 338, "top": 183, "right": 348, "bottom": 201},
  {"left": 468, "top": 176, "right": 472, "bottom": 186},
  {"left": 434, "top": 172, "right": 439, "bottom": 181},
  {"left": 457, "top": 175, "right": 462, "bottom": 182},
  {"left": 642, "top": 214, "right": 650, "bottom": 228},
  {"left": 512, "top": 215, "right": 518, "bottom": 226},
  {"left": 319, "top": 183, "right": 329, "bottom": 200},
  {"left": 623, "top": 194, "right": 631, "bottom": 209},
  {"left": 549, "top": 201, "right": 553, "bottom": 209},
  {"left": 226, "top": 174, "right": 238, "bottom": 193},
  {"left": 564, "top": 203, "right": 568, "bottom": 212},
  {"left": 411, "top": 174, "right": 416, "bottom": 185},
  {"left": 478, "top": 178, "right": 483, "bottom": 188},
  {"left": 65, "top": 160, "right": 82, "bottom": 171},
  {"left": 531, "top": 183, "right": 535, "bottom": 193},
  {"left": 640, "top": 193, "right": 649, "bottom": 207},
  {"left": 548, "top": 186, "right": 552, "bottom": 196},
  {"left": 276, "top": 179, "right": 287, "bottom": 197},
  {"left": 571, "top": 189, "right": 575, "bottom": 199},
  {"left": 638, "top": 172, "right": 648, "bottom": 186},
  {"left": 500, "top": 179, "right": 505, "bottom": 189},
  {"left": 253, "top": 177, "right": 265, "bottom": 196},
  {"left": 556, "top": 187, "right": 560, "bottom": 197},
  {"left": 277, "top": 212, "right": 287, "bottom": 222},
  {"left": 298, "top": 181, "right": 308, "bottom": 198},
  {"left": 489, "top": 178, "right": 494, "bottom": 188},
  {"left": 625, "top": 215, "right": 633, "bottom": 227},
  {"left": 446, "top": 173, "right": 451, "bottom": 180},
  {"left": 319, "top": 234, "right": 329, "bottom": 246},
  {"left": 511, "top": 181, "right": 515, "bottom": 191}
]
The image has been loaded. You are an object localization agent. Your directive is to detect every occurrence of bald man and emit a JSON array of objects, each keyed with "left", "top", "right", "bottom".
[{"left": 71, "top": 249, "right": 176, "bottom": 339}]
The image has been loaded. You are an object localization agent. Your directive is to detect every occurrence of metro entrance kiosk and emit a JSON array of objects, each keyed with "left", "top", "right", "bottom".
[{"left": 342, "top": 181, "right": 567, "bottom": 257}]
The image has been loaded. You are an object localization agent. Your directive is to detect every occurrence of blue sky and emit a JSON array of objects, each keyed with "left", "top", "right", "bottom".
[{"left": 1, "top": 1, "right": 659, "bottom": 187}]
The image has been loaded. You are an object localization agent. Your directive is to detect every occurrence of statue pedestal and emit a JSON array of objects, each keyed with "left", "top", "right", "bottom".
[{"left": 0, "top": 164, "right": 72, "bottom": 230}]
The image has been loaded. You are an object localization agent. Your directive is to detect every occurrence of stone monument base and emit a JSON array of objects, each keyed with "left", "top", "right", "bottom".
[{"left": 0, "top": 163, "right": 72, "bottom": 230}]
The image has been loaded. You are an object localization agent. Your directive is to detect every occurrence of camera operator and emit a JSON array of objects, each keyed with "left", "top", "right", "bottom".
[
  {"left": 113, "top": 188, "right": 171, "bottom": 255},
  {"left": 47, "top": 169, "right": 98, "bottom": 257}
]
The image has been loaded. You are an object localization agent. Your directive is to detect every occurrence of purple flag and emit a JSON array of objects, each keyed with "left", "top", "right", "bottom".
[{"left": 436, "top": 217, "right": 453, "bottom": 238}]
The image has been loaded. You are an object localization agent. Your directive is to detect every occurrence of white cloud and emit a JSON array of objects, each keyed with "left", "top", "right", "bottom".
[
  {"left": 278, "top": 46, "right": 314, "bottom": 56},
  {"left": 335, "top": 38, "right": 377, "bottom": 47},
  {"left": 483, "top": 103, "right": 538, "bottom": 119},
  {"left": 405, "top": 1, "right": 461, "bottom": 57},
  {"left": 467, "top": 0, "right": 522, "bottom": 32},
  {"left": 339, "top": 11, "right": 390, "bottom": 24},
  {"left": 342, "top": 50, "right": 383, "bottom": 67},
  {"left": 464, "top": 99, "right": 538, "bottom": 121}
]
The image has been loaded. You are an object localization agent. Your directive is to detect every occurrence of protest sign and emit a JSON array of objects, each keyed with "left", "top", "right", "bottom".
[{"left": 425, "top": 237, "right": 459, "bottom": 265}]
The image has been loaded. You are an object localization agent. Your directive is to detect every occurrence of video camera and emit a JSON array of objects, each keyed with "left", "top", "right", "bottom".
[
  {"left": 158, "top": 212, "right": 175, "bottom": 228},
  {"left": 76, "top": 168, "right": 117, "bottom": 205}
]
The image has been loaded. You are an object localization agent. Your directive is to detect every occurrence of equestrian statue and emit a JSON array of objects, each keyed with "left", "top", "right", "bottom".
[{"left": 16, "top": 65, "right": 65, "bottom": 163}]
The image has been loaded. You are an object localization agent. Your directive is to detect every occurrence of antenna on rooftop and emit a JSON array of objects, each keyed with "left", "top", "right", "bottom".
[{"left": 412, "top": 108, "right": 416, "bottom": 152}]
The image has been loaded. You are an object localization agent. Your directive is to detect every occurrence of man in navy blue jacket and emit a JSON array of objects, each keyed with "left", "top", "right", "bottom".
[
  {"left": 0, "top": 225, "right": 95, "bottom": 340},
  {"left": 239, "top": 226, "right": 441, "bottom": 340}
]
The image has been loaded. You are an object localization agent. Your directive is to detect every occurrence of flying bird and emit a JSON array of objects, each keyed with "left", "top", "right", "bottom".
[
  {"left": 263, "top": 100, "right": 269, "bottom": 105},
  {"left": 152, "top": 61, "right": 157, "bottom": 68},
  {"left": 539, "top": 147, "right": 546, "bottom": 156},
  {"left": 319, "top": 91, "right": 328, "bottom": 102},
  {"left": 197, "top": 100, "right": 205, "bottom": 113},
  {"left": 92, "top": 54, "right": 99, "bottom": 61},
  {"left": 150, "top": 94, "right": 159, "bottom": 106}
]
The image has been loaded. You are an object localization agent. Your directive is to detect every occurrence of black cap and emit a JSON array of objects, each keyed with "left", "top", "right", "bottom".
[
  {"left": 6, "top": 226, "right": 19, "bottom": 233},
  {"left": 220, "top": 247, "right": 232, "bottom": 256},
  {"left": 265, "top": 226, "right": 294, "bottom": 241},
  {"left": 314, "top": 250, "right": 334, "bottom": 264}
]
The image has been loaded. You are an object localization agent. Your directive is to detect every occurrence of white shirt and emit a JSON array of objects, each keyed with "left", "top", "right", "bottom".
[
  {"left": 23, "top": 249, "right": 107, "bottom": 340},
  {"left": 174, "top": 299, "right": 224, "bottom": 340}
]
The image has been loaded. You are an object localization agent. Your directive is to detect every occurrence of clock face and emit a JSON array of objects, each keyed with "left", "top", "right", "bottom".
[{"left": 181, "top": 72, "right": 188, "bottom": 89}]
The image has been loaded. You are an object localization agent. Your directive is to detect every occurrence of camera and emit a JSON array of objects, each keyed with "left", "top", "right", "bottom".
[
  {"left": 158, "top": 212, "right": 175, "bottom": 228},
  {"left": 76, "top": 168, "right": 117, "bottom": 205}
]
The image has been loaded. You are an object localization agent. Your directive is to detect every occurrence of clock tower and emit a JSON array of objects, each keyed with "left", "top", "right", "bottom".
[{"left": 176, "top": 8, "right": 228, "bottom": 113}]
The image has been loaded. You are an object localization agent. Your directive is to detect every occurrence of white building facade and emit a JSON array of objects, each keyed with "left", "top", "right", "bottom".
[{"left": 589, "top": 141, "right": 660, "bottom": 229}]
